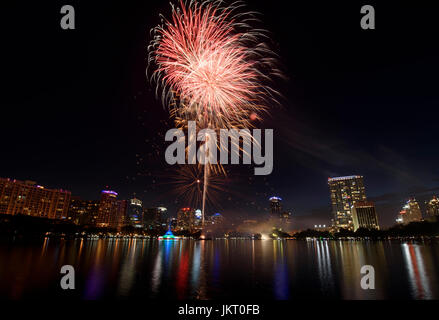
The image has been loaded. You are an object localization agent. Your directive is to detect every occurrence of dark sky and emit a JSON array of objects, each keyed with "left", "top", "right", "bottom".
[{"left": 2, "top": 0, "right": 439, "bottom": 228}]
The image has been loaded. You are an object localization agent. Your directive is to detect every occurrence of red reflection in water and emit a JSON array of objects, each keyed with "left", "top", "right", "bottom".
[
  {"left": 409, "top": 244, "right": 424, "bottom": 299},
  {"left": 176, "top": 251, "right": 189, "bottom": 299}
]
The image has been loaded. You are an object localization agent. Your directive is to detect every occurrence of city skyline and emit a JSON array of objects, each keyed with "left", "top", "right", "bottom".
[
  {"left": 2, "top": 1, "right": 438, "bottom": 229},
  {"left": 1, "top": 174, "right": 437, "bottom": 230}
]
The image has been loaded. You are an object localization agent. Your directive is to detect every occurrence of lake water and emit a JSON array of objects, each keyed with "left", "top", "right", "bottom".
[{"left": 0, "top": 238, "right": 438, "bottom": 299}]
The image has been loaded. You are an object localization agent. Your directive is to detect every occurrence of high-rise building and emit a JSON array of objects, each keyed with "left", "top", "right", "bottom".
[
  {"left": 143, "top": 206, "right": 167, "bottom": 230},
  {"left": 351, "top": 201, "right": 379, "bottom": 231},
  {"left": 169, "top": 217, "right": 178, "bottom": 230},
  {"left": 96, "top": 190, "right": 117, "bottom": 228},
  {"left": 328, "top": 175, "right": 367, "bottom": 230},
  {"left": 210, "top": 212, "right": 224, "bottom": 225},
  {"left": 425, "top": 196, "right": 439, "bottom": 220},
  {"left": 116, "top": 200, "right": 128, "bottom": 230},
  {"left": 126, "top": 198, "right": 143, "bottom": 228},
  {"left": 0, "top": 177, "right": 71, "bottom": 219},
  {"left": 68, "top": 197, "right": 100, "bottom": 225},
  {"left": 96, "top": 190, "right": 126, "bottom": 230},
  {"left": 204, "top": 213, "right": 225, "bottom": 228},
  {"left": 177, "top": 207, "right": 195, "bottom": 231},
  {"left": 192, "top": 209, "right": 203, "bottom": 230},
  {"left": 397, "top": 198, "right": 423, "bottom": 224},
  {"left": 158, "top": 207, "right": 168, "bottom": 227},
  {"left": 143, "top": 208, "right": 154, "bottom": 230},
  {"left": 269, "top": 196, "right": 282, "bottom": 217}
]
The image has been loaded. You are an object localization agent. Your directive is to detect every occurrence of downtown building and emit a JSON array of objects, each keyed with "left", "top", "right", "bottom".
[
  {"left": 209, "top": 212, "right": 224, "bottom": 225},
  {"left": 396, "top": 198, "right": 423, "bottom": 224},
  {"left": 328, "top": 175, "right": 368, "bottom": 231},
  {"left": 0, "top": 177, "right": 71, "bottom": 219},
  {"left": 96, "top": 190, "right": 127, "bottom": 230},
  {"left": 269, "top": 196, "right": 282, "bottom": 217},
  {"left": 176, "top": 207, "right": 202, "bottom": 231},
  {"left": 126, "top": 198, "right": 143, "bottom": 229},
  {"left": 204, "top": 213, "right": 224, "bottom": 227},
  {"left": 269, "top": 196, "right": 292, "bottom": 226},
  {"left": 176, "top": 207, "right": 194, "bottom": 231},
  {"left": 425, "top": 196, "right": 439, "bottom": 221},
  {"left": 68, "top": 197, "right": 100, "bottom": 226},
  {"left": 351, "top": 201, "right": 379, "bottom": 231},
  {"left": 143, "top": 206, "right": 168, "bottom": 230}
]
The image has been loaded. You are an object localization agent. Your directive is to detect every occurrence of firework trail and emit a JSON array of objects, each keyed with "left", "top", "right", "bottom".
[
  {"left": 148, "top": 0, "right": 281, "bottom": 223},
  {"left": 169, "top": 165, "right": 227, "bottom": 210}
]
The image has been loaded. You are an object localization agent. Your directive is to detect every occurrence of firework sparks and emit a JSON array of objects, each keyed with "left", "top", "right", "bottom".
[
  {"left": 148, "top": 0, "right": 281, "bottom": 129},
  {"left": 148, "top": 0, "right": 281, "bottom": 222},
  {"left": 169, "top": 165, "right": 226, "bottom": 210}
]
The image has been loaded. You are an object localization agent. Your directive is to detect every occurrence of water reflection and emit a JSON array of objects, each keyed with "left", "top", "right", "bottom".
[
  {"left": 273, "top": 241, "right": 289, "bottom": 299},
  {"left": 191, "top": 241, "right": 207, "bottom": 299},
  {"left": 176, "top": 243, "right": 189, "bottom": 299},
  {"left": 117, "top": 239, "right": 138, "bottom": 296},
  {"left": 402, "top": 243, "right": 433, "bottom": 299},
  {"left": 0, "top": 239, "right": 439, "bottom": 299},
  {"left": 315, "top": 240, "right": 333, "bottom": 293},
  {"left": 84, "top": 240, "right": 107, "bottom": 299},
  {"left": 151, "top": 242, "right": 163, "bottom": 295}
]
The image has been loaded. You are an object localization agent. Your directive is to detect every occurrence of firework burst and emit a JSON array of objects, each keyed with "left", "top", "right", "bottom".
[
  {"left": 148, "top": 0, "right": 281, "bottom": 129},
  {"left": 169, "top": 165, "right": 227, "bottom": 210},
  {"left": 148, "top": 0, "right": 281, "bottom": 222}
]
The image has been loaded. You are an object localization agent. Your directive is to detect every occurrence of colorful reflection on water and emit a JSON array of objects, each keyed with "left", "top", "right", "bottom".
[{"left": 0, "top": 239, "right": 439, "bottom": 299}]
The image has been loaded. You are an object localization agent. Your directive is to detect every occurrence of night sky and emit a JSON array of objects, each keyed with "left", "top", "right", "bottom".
[{"left": 2, "top": 1, "right": 438, "bottom": 229}]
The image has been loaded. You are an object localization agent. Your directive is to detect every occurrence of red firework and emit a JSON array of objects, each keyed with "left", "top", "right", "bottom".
[{"left": 148, "top": 0, "right": 280, "bottom": 129}]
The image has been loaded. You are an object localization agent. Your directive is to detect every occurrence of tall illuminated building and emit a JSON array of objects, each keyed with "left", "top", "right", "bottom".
[
  {"left": 269, "top": 196, "right": 282, "bottom": 217},
  {"left": 154, "top": 206, "right": 167, "bottom": 229},
  {"left": 193, "top": 209, "right": 203, "bottom": 230},
  {"left": 397, "top": 198, "right": 422, "bottom": 224},
  {"left": 169, "top": 217, "right": 178, "bottom": 230},
  {"left": 328, "top": 175, "right": 367, "bottom": 230},
  {"left": 351, "top": 201, "right": 379, "bottom": 231},
  {"left": 68, "top": 197, "right": 100, "bottom": 225},
  {"left": 116, "top": 200, "right": 128, "bottom": 229},
  {"left": 425, "top": 196, "right": 439, "bottom": 220},
  {"left": 143, "top": 206, "right": 167, "bottom": 230},
  {"left": 177, "top": 207, "right": 195, "bottom": 231},
  {"left": 127, "top": 198, "right": 143, "bottom": 228},
  {"left": 96, "top": 190, "right": 126, "bottom": 230},
  {"left": 96, "top": 190, "right": 117, "bottom": 228},
  {"left": 210, "top": 213, "right": 224, "bottom": 225},
  {"left": 0, "top": 177, "right": 71, "bottom": 219}
]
